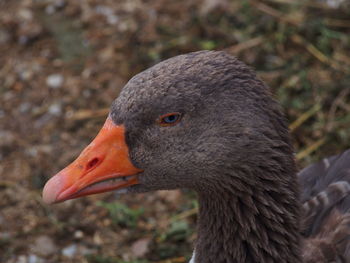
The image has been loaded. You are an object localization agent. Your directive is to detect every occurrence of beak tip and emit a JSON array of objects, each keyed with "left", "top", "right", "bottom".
[{"left": 42, "top": 175, "right": 64, "bottom": 204}]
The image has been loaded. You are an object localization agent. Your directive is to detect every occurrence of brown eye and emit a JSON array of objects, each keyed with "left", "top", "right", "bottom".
[{"left": 158, "top": 112, "right": 182, "bottom": 126}]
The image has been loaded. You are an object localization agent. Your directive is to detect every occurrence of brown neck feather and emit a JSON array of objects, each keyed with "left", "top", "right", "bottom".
[{"left": 194, "top": 169, "right": 301, "bottom": 263}]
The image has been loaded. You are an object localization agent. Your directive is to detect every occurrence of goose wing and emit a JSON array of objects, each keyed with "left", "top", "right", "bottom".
[{"left": 298, "top": 149, "right": 350, "bottom": 262}]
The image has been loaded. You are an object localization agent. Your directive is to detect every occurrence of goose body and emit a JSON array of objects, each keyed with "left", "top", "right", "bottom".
[
  {"left": 299, "top": 151, "right": 350, "bottom": 262},
  {"left": 43, "top": 51, "right": 350, "bottom": 262}
]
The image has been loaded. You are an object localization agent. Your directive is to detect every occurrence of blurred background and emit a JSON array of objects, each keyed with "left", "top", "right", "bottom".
[{"left": 0, "top": 0, "right": 349, "bottom": 262}]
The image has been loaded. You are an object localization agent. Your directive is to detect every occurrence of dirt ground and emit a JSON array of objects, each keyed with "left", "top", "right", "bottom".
[{"left": 0, "top": 0, "right": 349, "bottom": 262}]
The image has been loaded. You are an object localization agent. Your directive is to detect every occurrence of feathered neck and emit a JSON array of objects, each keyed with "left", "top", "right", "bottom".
[{"left": 193, "top": 167, "right": 302, "bottom": 263}]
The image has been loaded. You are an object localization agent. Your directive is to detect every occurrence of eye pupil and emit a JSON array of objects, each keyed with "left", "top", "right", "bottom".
[
  {"left": 158, "top": 112, "right": 182, "bottom": 126},
  {"left": 164, "top": 115, "right": 177, "bottom": 123}
]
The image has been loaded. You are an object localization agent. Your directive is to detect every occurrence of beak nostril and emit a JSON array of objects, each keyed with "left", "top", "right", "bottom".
[{"left": 86, "top": 158, "right": 99, "bottom": 171}]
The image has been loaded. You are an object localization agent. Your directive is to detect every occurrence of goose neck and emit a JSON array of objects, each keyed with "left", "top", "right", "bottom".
[{"left": 194, "top": 175, "right": 301, "bottom": 263}]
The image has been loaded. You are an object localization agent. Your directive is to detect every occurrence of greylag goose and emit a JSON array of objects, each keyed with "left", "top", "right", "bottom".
[{"left": 42, "top": 51, "right": 350, "bottom": 263}]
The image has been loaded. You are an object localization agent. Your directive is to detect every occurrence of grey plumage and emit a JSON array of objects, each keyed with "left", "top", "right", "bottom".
[
  {"left": 112, "top": 51, "right": 302, "bottom": 262},
  {"left": 111, "top": 51, "right": 350, "bottom": 263},
  {"left": 299, "top": 151, "right": 350, "bottom": 262},
  {"left": 108, "top": 51, "right": 350, "bottom": 262},
  {"left": 302, "top": 180, "right": 350, "bottom": 236},
  {"left": 89, "top": 50, "right": 350, "bottom": 262}
]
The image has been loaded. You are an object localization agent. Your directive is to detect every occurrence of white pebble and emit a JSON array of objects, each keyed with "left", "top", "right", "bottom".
[
  {"left": 28, "top": 254, "right": 44, "bottom": 263},
  {"left": 18, "top": 9, "right": 33, "bottom": 20},
  {"left": 62, "top": 244, "right": 77, "bottom": 258},
  {"left": 326, "top": 0, "right": 345, "bottom": 8},
  {"left": 74, "top": 230, "right": 84, "bottom": 239},
  {"left": 48, "top": 103, "right": 62, "bottom": 116},
  {"left": 15, "top": 255, "right": 27, "bottom": 263},
  {"left": 46, "top": 74, "right": 64, "bottom": 88}
]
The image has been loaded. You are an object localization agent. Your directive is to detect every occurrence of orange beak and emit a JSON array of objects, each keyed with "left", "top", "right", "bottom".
[{"left": 42, "top": 117, "right": 143, "bottom": 204}]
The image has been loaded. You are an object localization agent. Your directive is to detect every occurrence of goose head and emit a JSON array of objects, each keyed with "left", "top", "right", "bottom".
[
  {"left": 43, "top": 51, "right": 301, "bottom": 262},
  {"left": 43, "top": 50, "right": 295, "bottom": 203}
]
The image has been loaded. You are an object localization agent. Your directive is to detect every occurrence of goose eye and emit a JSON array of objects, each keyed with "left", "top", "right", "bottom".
[{"left": 158, "top": 112, "right": 182, "bottom": 126}]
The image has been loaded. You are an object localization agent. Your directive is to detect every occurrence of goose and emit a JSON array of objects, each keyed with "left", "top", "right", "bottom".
[{"left": 42, "top": 51, "right": 350, "bottom": 263}]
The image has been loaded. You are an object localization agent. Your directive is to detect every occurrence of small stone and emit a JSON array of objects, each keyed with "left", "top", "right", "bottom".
[
  {"left": 200, "top": 0, "right": 229, "bottom": 15},
  {"left": 30, "top": 235, "right": 57, "bottom": 256},
  {"left": 131, "top": 238, "right": 151, "bottom": 258},
  {"left": 48, "top": 103, "right": 62, "bottom": 116},
  {"left": 54, "top": 0, "right": 66, "bottom": 8},
  {"left": 62, "top": 244, "right": 77, "bottom": 258},
  {"left": 18, "top": 70, "right": 33, "bottom": 81},
  {"left": 45, "top": 5, "right": 56, "bottom": 15},
  {"left": 0, "top": 131, "right": 15, "bottom": 147},
  {"left": 46, "top": 74, "right": 64, "bottom": 88},
  {"left": 15, "top": 255, "right": 27, "bottom": 263},
  {"left": 95, "top": 5, "right": 119, "bottom": 25},
  {"left": 326, "top": 0, "right": 345, "bottom": 8},
  {"left": 18, "top": 9, "right": 33, "bottom": 20},
  {"left": 83, "top": 90, "right": 91, "bottom": 97},
  {"left": 25, "top": 148, "right": 38, "bottom": 157},
  {"left": 19, "top": 102, "right": 31, "bottom": 113},
  {"left": 28, "top": 254, "right": 44, "bottom": 263},
  {"left": 74, "top": 230, "right": 84, "bottom": 239},
  {"left": 93, "top": 232, "right": 103, "bottom": 245},
  {"left": 107, "top": 15, "right": 118, "bottom": 25},
  {"left": 61, "top": 243, "right": 94, "bottom": 257}
]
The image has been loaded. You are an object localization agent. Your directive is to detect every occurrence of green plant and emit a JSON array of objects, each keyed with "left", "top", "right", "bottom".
[
  {"left": 160, "top": 220, "right": 192, "bottom": 242},
  {"left": 97, "top": 201, "right": 144, "bottom": 228}
]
